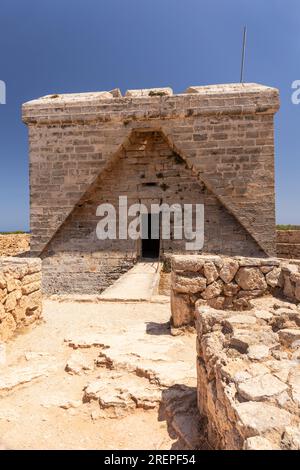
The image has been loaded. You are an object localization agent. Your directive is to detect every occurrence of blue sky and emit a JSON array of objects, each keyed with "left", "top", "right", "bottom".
[{"left": 0, "top": 0, "right": 299, "bottom": 231}]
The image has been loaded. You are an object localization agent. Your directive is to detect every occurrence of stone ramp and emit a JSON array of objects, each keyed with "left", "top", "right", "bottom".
[{"left": 99, "top": 261, "right": 160, "bottom": 301}]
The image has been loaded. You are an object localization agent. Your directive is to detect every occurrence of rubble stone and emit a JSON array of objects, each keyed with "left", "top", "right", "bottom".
[
  {"left": 278, "top": 329, "right": 300, "bottom": 346},
  {"left": 173, "top": 274, "right": 206, "bottom": 294},
  {"left": 195, "top": 301, "right": 300, "bottom": 449},
  {"left": 219, "top": 259, "right": 239, "bottom": 283},
  {"left": 235, "top": 401, "right": 291, "bottom": 434},
  {"left": 237, "top": 374, "right": 287, "bottom": 401},
  {"left": 201, "top": 280, "right": 223, "bottom": 300},
  {"left": 243, "top": 436, "right": 278, "bottom": 450},
  {"left": 282, "top": 426, "right": 300, "bottom": 450},
  {"left": 170, "top": 254, "right": 297, "bottom": 328},
  {"left": 235, "top": 267, "right": 267, "bottom": 291},
  {"left": 65, "top": 351, "right": 94, "bottom": 375},
  {"left": 266, "top": 267, "right": 282, "bottom": 287},
  {"left": 247, "top": 344, "right": 270, "bottom": 360},
  {"left": 171, "top": 292, "right": 194, "bottom": 327}
]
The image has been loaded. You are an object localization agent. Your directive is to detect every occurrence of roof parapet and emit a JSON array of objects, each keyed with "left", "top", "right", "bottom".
[
  {"left": 22, "top": 83, "right": 280, "bottom": 125},
  {"left": 125, "top": 87, "right": 173, "bottom": 97}
]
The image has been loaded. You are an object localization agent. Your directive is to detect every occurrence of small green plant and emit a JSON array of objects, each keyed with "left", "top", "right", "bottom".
[
  {"left": 0, "top": 231, "right": 27, "bottom": 235},
  {"left": 277, "top": 225, "right": 300, "bottom": 231},
  {"left": 162, "top": 257, "right": 171, "bottom": 273},
  {"left": 149, "top": 90, "right": 168, "bottom": 97}
]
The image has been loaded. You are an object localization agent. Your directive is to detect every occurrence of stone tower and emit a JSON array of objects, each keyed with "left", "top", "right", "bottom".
[{"left": 23, "top": 83, "right": 280, "bottom": 293}]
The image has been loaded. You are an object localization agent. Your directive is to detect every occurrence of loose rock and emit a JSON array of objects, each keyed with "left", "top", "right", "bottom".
[{"left": 235, "top": 267, "right": 267, "bottom": 291}]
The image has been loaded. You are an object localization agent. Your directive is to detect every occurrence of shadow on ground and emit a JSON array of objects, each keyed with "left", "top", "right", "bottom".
[
  {"left": 157, "top": 384, "right": 211, "bottom": 450},
  {"left": 146, "top": 321, "right": 171, "bottom": 336}
]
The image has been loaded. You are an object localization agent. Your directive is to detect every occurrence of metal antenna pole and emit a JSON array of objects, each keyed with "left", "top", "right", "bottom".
[{"left": 240, "top": 26, "right": 247, "bottom": 83}]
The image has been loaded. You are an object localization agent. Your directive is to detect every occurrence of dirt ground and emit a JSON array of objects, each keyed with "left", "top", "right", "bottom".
[
  {"left": 0, "top": 234, "right": 29, "bottom": 257},
  {"left": 0, "top": 297, "right": 203, "bottom": 450}
]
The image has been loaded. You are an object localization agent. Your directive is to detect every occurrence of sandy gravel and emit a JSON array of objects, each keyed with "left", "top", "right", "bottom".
[{"left": 0, "top": 297, "right": 198, "bottom": 450}]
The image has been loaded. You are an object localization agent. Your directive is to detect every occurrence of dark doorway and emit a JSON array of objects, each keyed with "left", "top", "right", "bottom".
[{"left": 141, "top": 213, "right": 160, "bottom": 259}]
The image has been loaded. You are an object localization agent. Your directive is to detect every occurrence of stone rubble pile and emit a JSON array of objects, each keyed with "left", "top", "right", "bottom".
[
  {"left": 195, "top": 298, "right": 300, "bottom": 450},
  {"left": 0, "top": 257, "right": 42, "bottom": 341}
]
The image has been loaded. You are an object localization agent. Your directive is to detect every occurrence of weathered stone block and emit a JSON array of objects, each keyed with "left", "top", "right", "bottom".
[
  {"left": 0, "top": 275, "right": 6, "bottom": 289},
  {"left": 5, "top": 291, "right": 18, "bottom": 311},
  {"left": 172, "top": 273, "right": 206, "bottom": 294},
  {"left": 6, "top": 278, "right": 21, "bottom": 293},
  {"left": 265, "top": 267, "right": 282, "bottom": 287},
  {"left": 201, "top": 280, "right": 223, "bottom": 300},
  {"left": 237, "top": 374, "right": 288, "bottom": 401},
  {"left": 22, "top": 281, "right": 40, "bottom": 295},
  {"left": 278, "top": 329, "right": 300, "bottom": 346},
  {"left": 203, "top": 262, "right": 219, "bottom": 284},
  {"left": 195, "top": 301, "right": 300, "bottom": 450},
  {"left": 223, "top": 282, "right": 239, "bottom": 297},
  {"left": 170, "top": 291, "right": 194, "bottom": 327},
  {"left": 219, "top": 259, "right": 239, "bottom": 283},
  {"left": 22, "top": 272, "right": 41, "bottom": 285},
  {"left": 235, "top": 267, "right": 267, "bottom": 291}
]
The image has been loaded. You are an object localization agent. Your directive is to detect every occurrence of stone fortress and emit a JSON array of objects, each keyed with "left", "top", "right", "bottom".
[
  {"left": 22, "top": 83, "right": 279, "bottom": 293},
  {"left": 1, "top": 83, "right": 300, "bottom": 450}
]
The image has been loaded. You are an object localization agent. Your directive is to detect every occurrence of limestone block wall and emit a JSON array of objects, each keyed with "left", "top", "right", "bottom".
[
  {"left": 23, "top": 83, "right": 279, "bottom": 294},
  {"left": 195, "top": 301, "right": 300, "bottom": 450},
  {"left": 0, "top": 257, "right": 42, "bottom": 341},
  {"left": 41, "top": 252, "right": 135, "bottom": 294},
  {"left": 40, "top": 130, "right": 264, "bottom": 294},
  {"left": 171, "top": 255, "right": 282, "bottom": 327},
  {"left": 277, "top": 230, "right": 300, "bottom": 259}
]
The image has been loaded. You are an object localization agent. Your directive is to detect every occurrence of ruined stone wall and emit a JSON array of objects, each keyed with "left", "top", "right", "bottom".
[
  {"left": 171, "top": 254, "right": 282, "bottom": 327},
  {"left": 195, "top": 301, "right": 300, "bottom": 450},
  {"left": 0, "top": 257, "right": 42, "bottom": 341},
  {"left": 277, "top": 230, "right": 300, "bottom": 259},
  {"left": 23, "top": 83, "right": 279, "bottom": 293},
  {"left": 171, "top": 253, "right": 300, "bottom": 449}
]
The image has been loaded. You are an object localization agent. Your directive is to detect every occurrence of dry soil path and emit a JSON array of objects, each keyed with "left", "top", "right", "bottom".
[{"left": 0, "top": 297, "right": 205, "bottom": 450}]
